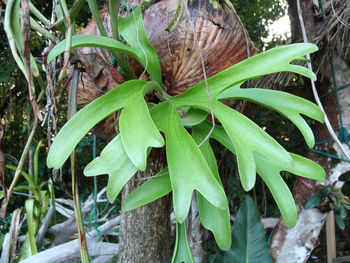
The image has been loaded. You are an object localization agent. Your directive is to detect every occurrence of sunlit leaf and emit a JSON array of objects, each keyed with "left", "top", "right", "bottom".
[
  {"left": 119, "top": 83, "right": 164, "bottom": 170},
  {"left": 84, "top": 135, "right": 138, "bottom": 203},
  {"left": 171, "top": 222, "right": 195, "bottom": 263},
  {"left": 122, "top": 169, "right": 171, "bottom": 211},
  {"left": 151, "top": 102, "right": 228, "bottom": 223},
  {"left": 218, "top": 87, "right": 324, "bottom": 148},
  {"left": 47, "top": 80, "right": 163, "bottom": 169},
  {"left": 224, "top": 195, "right": 272, "bottom": 263},
  {"left": 213, "top": 102, "right": 293, "bottom": 191},
  {"left": 200, "top": 120, "right": 325, "bottom": 227},
  {"left": 171, "top": 43, "right": 318, "bottom": 107}
]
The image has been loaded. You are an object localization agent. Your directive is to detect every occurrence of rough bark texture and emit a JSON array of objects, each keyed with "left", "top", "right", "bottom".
[{"left": 118, "top": 149, "right": 171, "bottom": 263}]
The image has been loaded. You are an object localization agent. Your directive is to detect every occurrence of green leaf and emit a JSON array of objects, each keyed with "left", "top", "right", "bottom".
[
  {"left": 334, "top": 213, "right": 345, "bottom": 230},
  {"left": 171, "top": 222, "right": 195, "bottom": 263},
  {"left": 47, "top": 80, "right": 163, "bottom": 170},
  {"left": 171, "top": 43, "right": 318, "bottom": 107},
  {"left": 340, "top": 205, "right": 348, "bottom": 219},
  {"left": 119, "top": 83, "right": 164, "bottom": 170},
  {"left": 305, "top": 194, "right": 321, "bottom": 210},
  {"left": 48, "top": 6, "right": 162, "bottom": 86},
  {"left": 320, "top": 186, "right": 331, "bottom": 198},
  {"left": 217, "top": 87, "right": 324, "bottom": 148},
  {"left": 122, "top": 169, "right": 171, "bottom": 211},
  {"left": 181, "top": 107, "right": 208, "bottom": 126},
  {"left": 224, "top": 195, "right": 272, "bottom": 263},
  {"left": 254, "top": 152, "right": 297, "bottom": 227},
  {"left": 151, "top": 102, "right": 228, "bottom": 223},
  {"left": 84, "top": 135, "right": 138, "bottom": 203},
  {"left": 0, "top": 191, "right": 3, "bottom": 200},
  {"left": 202, "top": 120, "right": 325, "bottom": 227},
  {"left": 192, "top": 124, "right": 231, "bottom": 250},
  {"left": 118, "top": 5, "right": 162, "bottom": 85},
  {"left": 213, "top": 102, "right": 293, "bottom": 191},
  {"left": 20, "top": 200, "right": 38, "bottom": 260}
]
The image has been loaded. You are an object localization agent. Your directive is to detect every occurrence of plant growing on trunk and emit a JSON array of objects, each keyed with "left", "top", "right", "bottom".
[{"left": 46, "top": 3, "right": 326, "bottom": 260}]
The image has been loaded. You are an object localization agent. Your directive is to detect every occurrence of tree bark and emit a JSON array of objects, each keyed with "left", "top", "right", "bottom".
[{"left": 117, "top": 149, "right": 171, "bottom": 263}]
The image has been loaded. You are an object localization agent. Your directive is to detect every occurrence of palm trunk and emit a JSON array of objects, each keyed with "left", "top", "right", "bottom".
[{"left": 117, "top": 149, "right": 171, "bottom": 262}]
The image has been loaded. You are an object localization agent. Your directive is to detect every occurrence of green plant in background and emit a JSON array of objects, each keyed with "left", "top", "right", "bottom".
[
  {"left": 46, "top": 3, "right": 326, "bottom": 259},
  {"left": 306, "top": 172, "right": 350, "bottom": 230},
  {"left": 1, "top": 141, "right": 56, "bottom": 259}
]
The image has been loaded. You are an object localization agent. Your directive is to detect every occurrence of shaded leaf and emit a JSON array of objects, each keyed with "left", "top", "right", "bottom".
[
  {"left": 217, "top": 87, "right": 324, "bottom": 148},
  {"left": 171, "top": 222, "right": 195, "bottom": 263},
  {"left": 181, "top": 108, "right": 208, "bottom": 126},
  {"left": 224, "top": 195, "right": 272, "bottom": 263},
  {"left": 335, "top": 213, "right": 345, "bottom": 230},
  {"left": 305, "top": 194, "right": 321, "bottom": 210},
  {"left": 192, "top": 123, "right": 231, "bottom": 250},
  {"left": 84, "top": 135, "right": 138, "bottom": 203},
  {"left": 118, "top": 5, "right": 162, "bottom": 85},
  {"left": 122, "top": 168, "right": 171, "bottom": 211},
  {"left": 151, "top": 102, "right": 228, "bottom": 223},
  {"left": 320, "top": 186, "right": 331, "bottom": 198}
]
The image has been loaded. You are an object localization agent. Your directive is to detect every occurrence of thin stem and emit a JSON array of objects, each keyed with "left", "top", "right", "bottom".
[
  {"left": 296, "top": 0, "right": 350, "bottom": 160},
  {"left": 51, "top": 0, "right": 85, "bottom": 31},
  {"left": 57, "top": 0, "right": 73, "bottom": 90},
  {"left": 0, "top": 119, "right": 38, "bottom": 217},
  {"left": 109, "top": 0, "right": 121, "bottom": 40},
  {"left": 183, "top": 0, "right": 215, "bottom": 148},
  {"left": 29, "top": 1, "right": 51, "bottom": 26},
  {"left": 87, "top": 0, "right": 136, "bottom": 80},
  {"left": 69, "top": 70, "right": 90, "bottom": 263},
  {"left": 30, "top": 16, "right": 56, "bottom": 42}
]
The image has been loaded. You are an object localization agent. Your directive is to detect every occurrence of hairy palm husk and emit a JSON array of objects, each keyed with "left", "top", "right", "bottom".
[{"left": 69, "top": 0, "right": 256, "bottom": 138}]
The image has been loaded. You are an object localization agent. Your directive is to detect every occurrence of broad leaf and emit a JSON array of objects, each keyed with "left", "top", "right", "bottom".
[
  {"left": 218, "top": 87, "right": 324, "bottom": 148},
  {"left": 171, "top": 222, "right": 195, "bottom": 263},
  {"left": 199, "top": 120, "right": 325, "bottom": 227},
  {"left": 224, "top": 195, "right": 272, "bottom": 263},
  {"left": 151, "top": 102, "right": 228, "bottom": 223},
  {"left": 119, "top": 82, "right": 164, "bottom": 170},
  {"left": 305, "top": 194, "right": 321, "bottom": 209},
  {"left": 84, "top": 135, "right": 138, "bottom": 203},
  {"left": 213, "top": 102, "right": 293, "bottom": 191},
  {"left": 122, "top": 168, "right": 171, "bottom": 211},
  {"left": 171, "top": 43, "right": 318, "bottom": 107},
  {"left": 47, "top": 80, "right": 163, "bottom": 170},
  {"left": 181, "top": 107, "right": 208, "bottom": 126},
  {"left": 48, "top": 6, "right": 162, "bottom": 86},
  {"left": 118, "top": 5, "right": 162, "bottom": 85},
  {"left": 192, "top": 124, "right": 231, "bottom": 250}
]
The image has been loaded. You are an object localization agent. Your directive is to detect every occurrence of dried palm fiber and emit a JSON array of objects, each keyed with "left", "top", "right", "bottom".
[
  {"left": 67, "top": 0, "right": 256, "bottom": 138},
  {"left": 253, "top": 0, "right": 350, "bottom": 89}
]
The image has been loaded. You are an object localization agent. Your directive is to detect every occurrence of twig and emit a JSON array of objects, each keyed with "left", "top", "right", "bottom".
[
  {"left": 0, "top": 119, "right": 37, "bottom": 217},
  {"left": 296, "top": 0, "right": 350, "bottom": 160},
  {"left": 69, "top": 70, "right": 90, "bottom": 262}
]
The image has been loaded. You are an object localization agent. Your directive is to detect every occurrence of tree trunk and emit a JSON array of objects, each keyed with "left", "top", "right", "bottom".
[{"left": 117, "top": 149, "right": 171, "bottom": 262}]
